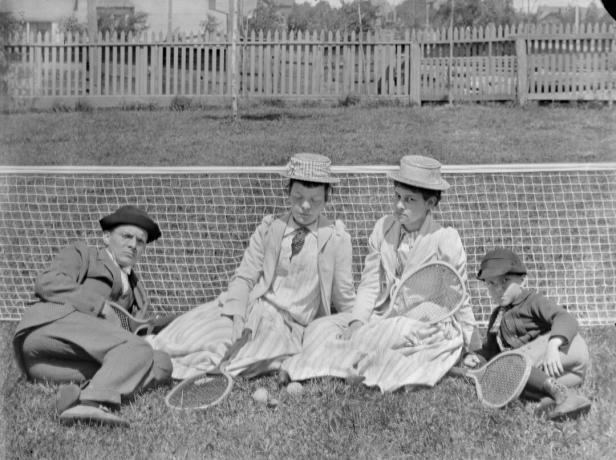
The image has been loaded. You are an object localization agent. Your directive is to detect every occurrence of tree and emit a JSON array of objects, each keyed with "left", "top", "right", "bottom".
[
  {"left": 246, "top": 1, "right": 286, "bottom": 34},
  {"left": 287, "top": 1, "right": 378, "bottom": 34},
  {"left": 97, "top": 10, "right": 149, "bottom": 37},
  {"left": 432, "top": 0, "right": 516, "bottom": 28},
  {"left": 337, "top": 1, "right": 379, "bottom": 34},
  {"left": 201, "top": 14, "right": 221, "bottom": 35},
  {"left": 59, "top": 16, "right": 87, "bottom": 35}
]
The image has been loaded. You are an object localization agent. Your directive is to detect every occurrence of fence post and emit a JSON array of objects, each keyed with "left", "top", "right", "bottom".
[
  {"left": 409, "top": 41, "right": 421, "bottom": 105},
  {"left": 515, "top": 37, "right": 528, "bottom": 106}
]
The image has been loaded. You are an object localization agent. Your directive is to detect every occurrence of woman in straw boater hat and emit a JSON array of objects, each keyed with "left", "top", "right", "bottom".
[
  {"left": 149, "top": 153, "right": 355, "bottom": 384},
  {"left": 283, "top": 155, "right": 477, "bottom": 392}
]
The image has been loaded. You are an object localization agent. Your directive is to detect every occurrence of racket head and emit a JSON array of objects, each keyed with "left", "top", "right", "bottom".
[
  {"left": 468, "top": 351, "right": 532, "bottom": 408},
  {"left": 391, "top": 261, "right": 466, "bottom": 323},
  {"left": 165, "top": 372, "right": 233, "bottom": 410}
]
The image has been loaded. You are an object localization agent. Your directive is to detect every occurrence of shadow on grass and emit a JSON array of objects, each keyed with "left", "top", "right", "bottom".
[{"left": 198, "top": 112, "right": 314, "bottom": 121}]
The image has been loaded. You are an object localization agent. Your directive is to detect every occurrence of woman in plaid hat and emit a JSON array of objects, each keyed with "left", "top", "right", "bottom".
[{"left": 149, "top": 153, "right": 355, "bottom": 383}]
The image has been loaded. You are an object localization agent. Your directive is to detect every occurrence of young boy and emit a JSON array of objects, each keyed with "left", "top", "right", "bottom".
[
  {"left": 463, "top": 248, "right": 592, "bottom": 421},
  {"left": 282, "top": 155, "right": 476, "bottom": 391}
]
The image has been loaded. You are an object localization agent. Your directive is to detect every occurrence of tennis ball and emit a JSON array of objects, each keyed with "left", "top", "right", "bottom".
[
  {"left": 286, "top": 382, "right": 303, "bottom": 396},
  {"left": 267, "top": 398, "right": 279, "bottom": 408},
  {"left": 252, "top": 387, "right": 269, "bottom": 403}
]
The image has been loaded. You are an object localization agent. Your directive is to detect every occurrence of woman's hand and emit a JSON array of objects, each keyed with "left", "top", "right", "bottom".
[
  {"left": 462, "top": 353, "right": 482, "bottom": 368},
  {"left": 339, "top": 321, "right": 362, "bottom": 340}
]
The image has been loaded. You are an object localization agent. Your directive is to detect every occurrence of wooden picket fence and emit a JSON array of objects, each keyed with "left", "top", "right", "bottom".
[{"left": 3, "top": 22, "right": 616, "bottom": 108}]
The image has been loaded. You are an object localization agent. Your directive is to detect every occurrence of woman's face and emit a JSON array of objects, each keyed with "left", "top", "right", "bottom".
[
  {"left": 393, "top": 185, "right": 435, "bottom": 231},
  {"left": 288, "top": 182, "right": 326, "bottom": 227}
]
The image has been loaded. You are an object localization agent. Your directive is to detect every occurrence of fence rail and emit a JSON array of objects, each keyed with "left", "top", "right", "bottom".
[{"left": 3, "top": 23, "right": 616, "bottom": 108}]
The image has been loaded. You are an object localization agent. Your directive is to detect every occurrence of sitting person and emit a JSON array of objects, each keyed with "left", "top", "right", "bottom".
[
  {"left": 12, "top": 205, "right": 172, "bottom": 426},
  {"left": 463, "top": 248, "right": 591, "bottom": 421},
  {"left": 149, "top": 153, "right": 355, "bottom": 382},
  {"left": 282, "top": 155, "right": 476, "bottom": 391}
]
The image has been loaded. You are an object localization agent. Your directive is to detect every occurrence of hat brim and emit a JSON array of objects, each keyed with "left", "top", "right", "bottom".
[
  {"left": 280, "top": 172, "right": 340, "bottom": 184},
  {"left": 100, "top": 214, "right": 161, "bottom": 243},
  {"left": 388, "top": 171, "right": 450, "bottom": 191},
  {"left": 477, "top": 260, "right": 527, "bottom": 281}
]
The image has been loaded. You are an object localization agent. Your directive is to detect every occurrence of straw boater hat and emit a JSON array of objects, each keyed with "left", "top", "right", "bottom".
[
  {"left": 280, "top": 153, "right": 340, "bottom": 184},
  {"left": 388, "top": 155, "right": 450, "bottom": 191},
  {"left": 100, "top": 205, "right": 162, "bottom": 243}
]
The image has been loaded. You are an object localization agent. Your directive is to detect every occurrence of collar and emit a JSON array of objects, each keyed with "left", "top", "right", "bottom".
[
  {"left": 504, "top": 288, "right": 533, "bottom": 309},
  {"left": 105, "top": 249, "right": 133, "bottom": 275},
  {"left": 285, "top": 217, "right": 318, "bottom": 237}
]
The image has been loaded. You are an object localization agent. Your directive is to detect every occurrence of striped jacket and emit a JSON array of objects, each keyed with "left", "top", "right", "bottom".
[{"left": 221, "top": 212, "right": 356, "bottom": 320}]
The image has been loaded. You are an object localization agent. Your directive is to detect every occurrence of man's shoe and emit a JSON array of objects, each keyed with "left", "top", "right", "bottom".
[
  {"left": 55, "top": 384, "right": 81, "bottom": 414},
  {"left": 547, "top": 393, "right": 591, "bottom": 422},
  {"left": 59, "top": 404, "right": 130, "bottom": 427}
]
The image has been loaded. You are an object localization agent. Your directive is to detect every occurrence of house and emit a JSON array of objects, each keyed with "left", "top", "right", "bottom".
[{"left": 0, "top": 0, "right": 260, "bottom": 38}]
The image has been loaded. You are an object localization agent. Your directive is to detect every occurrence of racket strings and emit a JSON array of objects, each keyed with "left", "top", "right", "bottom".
[
  {"left": 110, "top": 307, "right": 132, "bottom": 331},
  {"left": 477, "top": 355, "right": 529, "bottom": 407},
  {"left": 393, "top": 264, "right": 464, "bottom": 321},
  {"left": 167, "top": 374, "right": 231, "bottom": 409}
]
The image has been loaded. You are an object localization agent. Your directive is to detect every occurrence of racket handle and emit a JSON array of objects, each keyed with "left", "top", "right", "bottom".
[{"left": 448, "top": 366, "right": 468, "bottom": 378}]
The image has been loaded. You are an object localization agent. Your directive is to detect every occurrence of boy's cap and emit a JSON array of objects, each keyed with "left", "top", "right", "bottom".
[
  {"left": 477, "top": 248, "right": 527, "bottom": 280},
  {"left": 100, "top": 205, "right": 161, "bottom": 243},
  {"left": 387, "top": 155, "right": 450, "bottom": 191},
  {"left": 280, "top": 153, "right": 339, "bottom": 184}
]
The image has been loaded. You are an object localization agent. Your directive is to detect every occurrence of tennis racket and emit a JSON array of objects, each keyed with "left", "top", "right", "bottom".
[
  {"left": 105, "top": 301, "right": 179, "bottom": 335},
  {"left": 165, "top": 328, "right": 252, "bottom": 411},
  {"left": 390, "top": 261, "right": 466, "bottom": 324},
  {"left": 449, "top": 350, "right": 532, "bottom": 408}
]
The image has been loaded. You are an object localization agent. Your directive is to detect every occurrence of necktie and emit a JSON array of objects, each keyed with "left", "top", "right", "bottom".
[{"left": 290, "top": 226, "right": 309, "bottom": 261}]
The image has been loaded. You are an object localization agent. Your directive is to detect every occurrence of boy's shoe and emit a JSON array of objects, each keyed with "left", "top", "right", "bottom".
[
  {"left": 533, "top": 397, "right": 556, "bottom": 418},
  {"left": 548, "top": 394, "right": 591, "bottom": 422},
  {"left": 59, "top": 404, "right": 129, "bottom": 427},
  {"left": 55, "top": 384, "right": 81, "bottom": 414},
  {"left": 541, "top": 378, "right": 591, "bottom": 421}
]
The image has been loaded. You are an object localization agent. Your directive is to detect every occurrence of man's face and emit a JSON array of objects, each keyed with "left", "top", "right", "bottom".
[
  {"left": 103, "top": 225, "right": 148, "bottom": 269},
  {"left": 393, "top": 185, "right": 435, "bottom": 231},
  {"left": 288, "top": 182, "right": 327, "bottom": 226}
]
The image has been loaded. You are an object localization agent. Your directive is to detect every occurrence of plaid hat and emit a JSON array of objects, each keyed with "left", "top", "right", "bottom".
[
  {"left": 477, "top": 248, "right": 527, "bottom": 281},
  {"left": 388, "top": 155, "right": 450, "bottom": 191},
  {"left": 280, "top": 153, "right": 339, "bottom": 184},
  {"left": 100, "top": 205, "right": 161, "bottom": 243}
]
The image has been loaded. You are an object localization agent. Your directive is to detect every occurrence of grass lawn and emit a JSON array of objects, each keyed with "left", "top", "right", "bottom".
[
  {"left": 0, "top": 103, "right": 615, "bottom": 166},
  {"left": 2, "top": 321, "right": 615, "bottom": 459},
  {"left": 1, "top": 104, "right": 615, "bottom": 459}
]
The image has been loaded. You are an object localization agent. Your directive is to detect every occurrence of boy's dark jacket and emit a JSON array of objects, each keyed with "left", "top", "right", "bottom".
[{"left": 478, "top": 289, "right": 578, "bottom": 361}]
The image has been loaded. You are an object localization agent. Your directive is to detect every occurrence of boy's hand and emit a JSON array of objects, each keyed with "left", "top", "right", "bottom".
[
  {"left": 538, "top": 337, "right": 564, "bottom": 377},
  {"left": 462, "top": 353, "right": 481, "bottom": 368}
]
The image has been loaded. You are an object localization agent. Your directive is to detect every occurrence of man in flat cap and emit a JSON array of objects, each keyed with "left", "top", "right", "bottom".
[{"left": 12, "top": 205, "right": 172, "bottom": 426}]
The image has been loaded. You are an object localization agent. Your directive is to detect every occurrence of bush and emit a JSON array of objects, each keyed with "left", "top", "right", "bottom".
[
  {"left": 170, "top": 96, "right": 192, "bottom": 111},
  {"left": 338, "top": 93, "right": 361, "bottom": 107}
]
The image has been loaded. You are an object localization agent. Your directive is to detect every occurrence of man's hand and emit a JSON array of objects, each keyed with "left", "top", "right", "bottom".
[
  {"left": 537, "top": 337, "right": 564, "bottom": 378},
  {"left": 339, "top": 321, "right": 362, "bottom": 340},
  {"left": 99, "top": 301, "right": 122, "bottom": 328},
  {"left": 462, "top": 353, "right": 482, "bottom": 368}
]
